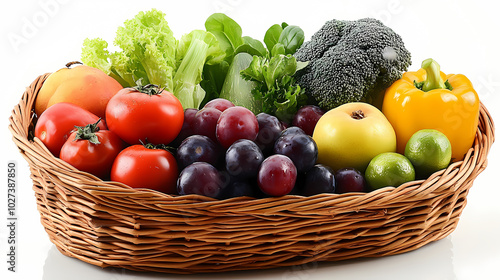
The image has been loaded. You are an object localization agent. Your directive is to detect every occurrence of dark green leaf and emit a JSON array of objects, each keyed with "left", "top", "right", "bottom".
[
  {"left": 278, "top": 25, "right": 305, "bottom": 55},
  {"left": 234, "top": 36, "right": 268, "bottom": 57},
  {"left": 263, "top": 24, "right": 283, "bottom": 53},
  {"left": 205, "top": 13, "right": 244, "bottom": 59},
  {"left": 200, "top": 61, "right": 230, "bottom": 106}
]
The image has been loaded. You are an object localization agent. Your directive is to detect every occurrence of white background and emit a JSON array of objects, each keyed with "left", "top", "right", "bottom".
[{"left": 1, "top": 0, "right": 499, "bottom": 279}]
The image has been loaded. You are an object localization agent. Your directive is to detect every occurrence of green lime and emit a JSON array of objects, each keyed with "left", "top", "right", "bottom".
[
  {"left": 365, "top": 152, "right": 415, "bottom": 190},
  {"left": 404, "top": 129, "right": 452, "bottom": 178}
]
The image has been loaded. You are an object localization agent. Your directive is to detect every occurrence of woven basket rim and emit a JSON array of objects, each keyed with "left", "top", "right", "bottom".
[{"left": 8, "top": 73, "right": 496, "bottom": 206}]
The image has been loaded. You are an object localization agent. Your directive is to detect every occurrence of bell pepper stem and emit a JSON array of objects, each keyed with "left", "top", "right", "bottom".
[{"left": 421, "top": 58, "right": 447, "bottom": 92}]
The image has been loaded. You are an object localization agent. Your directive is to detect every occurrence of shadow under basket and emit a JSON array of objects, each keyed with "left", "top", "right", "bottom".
[{"left": 9, "top": 73, "right": 495, "bottom": 274}]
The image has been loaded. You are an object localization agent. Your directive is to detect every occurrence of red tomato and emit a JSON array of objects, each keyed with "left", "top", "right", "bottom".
[
  {"left": 110, "top": 145, "right": 178, "bottom": 194},
  {"left": 34, "top": 102, "right": 107, "bottom": 157},
  {"left": 59, "top": 122, "right": 125, "bottom": 180},
  {"left": 105, "top": 85, "right": 184, "bottom": 145}
]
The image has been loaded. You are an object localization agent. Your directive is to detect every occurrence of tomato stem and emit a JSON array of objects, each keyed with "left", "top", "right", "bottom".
[
  {"left": 139, "top": 139, "right": 176, "bottom": 153},
  {"left": 73, "top": 118, "right": 102, "bottom": 144},
  {"left": 133, "top": 83, "right": 165, "bottom": 96}
]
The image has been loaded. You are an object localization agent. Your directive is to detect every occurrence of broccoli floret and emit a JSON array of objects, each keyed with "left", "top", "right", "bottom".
[{"left": 294, "top": 18, "right": 411, "bottom": 111}]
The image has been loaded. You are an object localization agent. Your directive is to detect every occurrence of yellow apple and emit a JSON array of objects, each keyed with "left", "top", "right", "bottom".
[{"left": 312, "top": 102, "right": 396, "bottom": 172}]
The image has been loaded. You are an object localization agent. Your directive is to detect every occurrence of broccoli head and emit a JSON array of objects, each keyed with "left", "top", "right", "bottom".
[{"left": 294, "top": 18, "right": 411, "bottom": 111}]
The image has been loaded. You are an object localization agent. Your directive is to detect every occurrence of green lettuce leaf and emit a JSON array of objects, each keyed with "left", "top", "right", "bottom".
[
  {"left": 241, "top": 54, "right": 306, "bottom": 122},
  {"left": 81, "top": 9, "right": 177, "bottom": 91},
  {"left": 173, "top": 30, "right": 225, "bottom": 109}
]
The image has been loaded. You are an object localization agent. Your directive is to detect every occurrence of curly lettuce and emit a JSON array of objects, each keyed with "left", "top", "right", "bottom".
[
  {"left": 82, "top": 9, "right": 177, "bottom": 91},
  {"left": 81, "top": 9, "right": 225, "bottom": 109},
  {"left": 241, "top": 54, "right": 308, "bottom": 122}
]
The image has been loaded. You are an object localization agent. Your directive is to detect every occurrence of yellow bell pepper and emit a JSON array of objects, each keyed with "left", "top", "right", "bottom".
[{"left": 382, "top": 58, "right": 480, "bottom": 161}]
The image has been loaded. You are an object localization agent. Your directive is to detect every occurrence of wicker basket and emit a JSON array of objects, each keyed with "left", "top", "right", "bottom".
[{"left": 9, "top": 73, "right": 495, "bottom": 274}]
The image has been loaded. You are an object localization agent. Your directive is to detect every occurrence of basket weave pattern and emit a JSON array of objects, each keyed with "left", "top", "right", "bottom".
[{"left": 9, "top": 74, "right": 495, "bottom": 274}]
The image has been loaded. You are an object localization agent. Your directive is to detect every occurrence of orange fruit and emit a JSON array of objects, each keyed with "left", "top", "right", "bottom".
[{"left": 35, "top": 62, "right": 122, "bottom": 119}]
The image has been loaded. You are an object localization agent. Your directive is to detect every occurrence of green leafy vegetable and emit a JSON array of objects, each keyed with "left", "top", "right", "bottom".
[
  {"left": 273, "top": 43, "right": 287, "bottom": 57},
  {"left": 235, "top": 36, "right": 268, "bottom": 57},
  {"left": 204, "top": 13, "right": 244, "bottom": 61},
  {"left": 200, "top": 62, "right": 230, "bottom": 106},
  {"left": 234, "top": 22, "right": 307, "bottom": 122},
  {"left": 278, "top": 25, "right": 305, "bottom": 54},
  {"left": 201, "top": 13, "right": 268, "bottom": 105},
  {"left": 204, "top": 13, "right": 269, "bottom": 60},
  {"left": 219, "top": 53, "right": 261, "bottom": 114},
  {"left": 81, "top": 9, "right": 227, "bottom": 109},
  {"left": 173, "top": 30, "right": 225, "bottom": 109},
  {"left": 201, "top": 13, "right": 245, "bottom": 106},
  {"left": 81, "top": 10, "right": 306, "bottom": 113},
  {"left": 241, "top": 54, "right": 307, "bottom": 122},
  {"left": 82, "top": 9, "right": 177, "bottom": 91},
  {"left": 263, "top": 24, "right": 305, "bottom": 56},
  {"left": 264, "top": 24, "right": 283, "bottom": 52}
]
